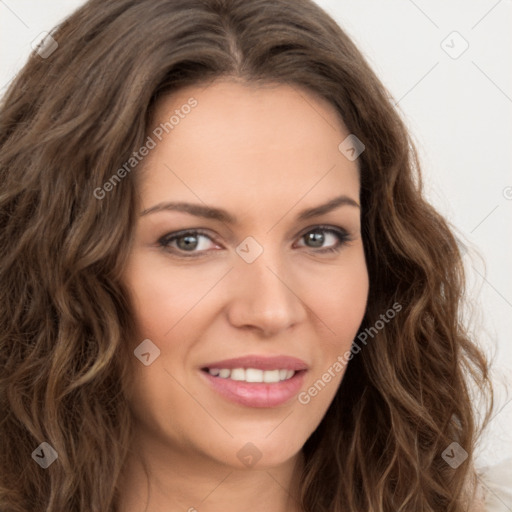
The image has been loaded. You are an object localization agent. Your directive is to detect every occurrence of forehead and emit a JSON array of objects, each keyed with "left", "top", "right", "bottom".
[{"left": 138, "top": 80, "right": 360, "bottom": 212}]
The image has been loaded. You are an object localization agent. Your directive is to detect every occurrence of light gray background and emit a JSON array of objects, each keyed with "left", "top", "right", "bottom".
[{"left": 1, "top": 0, "right": 511, "bottom": 468}]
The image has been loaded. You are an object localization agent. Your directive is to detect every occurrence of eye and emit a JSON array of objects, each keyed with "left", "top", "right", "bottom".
[
  {"left": 295, "top": 226, "right": 351, "bottom": 253},
  {"left": 157, "top": 225, "right": 351, "bottom": 258},
  {"left": 158, "top": 230, "right": 219, "bottom": 256}
]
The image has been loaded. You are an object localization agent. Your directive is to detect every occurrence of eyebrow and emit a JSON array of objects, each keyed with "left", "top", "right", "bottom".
[{"left": 139, "top": 194, "right": 360, "bottom": 223}]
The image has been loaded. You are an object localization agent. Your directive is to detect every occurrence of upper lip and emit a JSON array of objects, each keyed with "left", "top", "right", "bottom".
[{"left": 201, "top": 355, "right": 309, "bottom": 371}]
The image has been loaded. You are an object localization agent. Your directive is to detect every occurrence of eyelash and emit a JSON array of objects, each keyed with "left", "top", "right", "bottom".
[{"left": 157, "top": 225, "right": 351, "bottom": 258}]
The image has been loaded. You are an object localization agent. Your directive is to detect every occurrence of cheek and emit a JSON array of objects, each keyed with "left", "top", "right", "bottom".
[
  {"left": 123, "top": 256, "right": 224, "bottom": 339},
  {"left": 124, "top": 243, "right": 369, "bottom": 353},
  {"left": 300, "top": 247, "right": 368, "bottom": 393},
  {"left": 296, "top": 252, "right": 368, "bottom": 416},
  {"left": 302, "top": 247, "right": 369, "bottom": 343}
]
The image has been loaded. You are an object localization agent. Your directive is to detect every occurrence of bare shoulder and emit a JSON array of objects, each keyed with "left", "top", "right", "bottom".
[
  {"left": 465, "top": 469, "right": 487, "bottom": 512},
  {"left": 468, "top": 485, "right": 486, "bottom": 512}
]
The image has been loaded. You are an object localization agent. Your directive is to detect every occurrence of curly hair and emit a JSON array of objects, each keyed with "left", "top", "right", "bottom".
[{"left": 0, "top": 0, "right": 493, "bottom": 510}]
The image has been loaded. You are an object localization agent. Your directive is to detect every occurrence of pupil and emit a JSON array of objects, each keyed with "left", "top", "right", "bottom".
[
  {"left": 307, "top": 231, "right": 324, "bottom": 247},
  {"left": 178, "top": 234, "right": 198, "bottom": 251}
]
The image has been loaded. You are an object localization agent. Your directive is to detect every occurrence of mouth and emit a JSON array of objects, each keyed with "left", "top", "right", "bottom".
[
  {"left": 202, "top": 367, "right": 299, "bottom": 383},
  {"left": 199, "top": 355, "right": 308, "bottom": 408}
]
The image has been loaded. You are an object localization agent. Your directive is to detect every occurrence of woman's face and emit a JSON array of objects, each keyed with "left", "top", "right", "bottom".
[{"left": 122, "top": 79, "right": 369, "bottom": 469}]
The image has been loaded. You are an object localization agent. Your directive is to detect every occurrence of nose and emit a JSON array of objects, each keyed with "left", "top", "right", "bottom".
[{"left": 226, "top": 248, "right": 307, "bottom": 337}]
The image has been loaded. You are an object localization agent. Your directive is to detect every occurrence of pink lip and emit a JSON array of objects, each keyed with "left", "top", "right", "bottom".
[
  {"left": 201, "top": 354, "right": 309, "bottom": 371},
  {"left": 200, "top": 369, "right": 307, "bottom": 408},
  {"left": 199, "top": 355, "right": 309, "bottom": 407}
]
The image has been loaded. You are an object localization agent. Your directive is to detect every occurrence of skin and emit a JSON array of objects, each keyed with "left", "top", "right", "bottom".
[{"left": 118, "top": 79, "right": 369, "bottom": 512}]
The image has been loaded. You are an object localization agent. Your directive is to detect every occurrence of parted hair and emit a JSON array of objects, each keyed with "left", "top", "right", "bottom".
[{"left": 0, "top": 0, "right": 492, "bottom": 510}]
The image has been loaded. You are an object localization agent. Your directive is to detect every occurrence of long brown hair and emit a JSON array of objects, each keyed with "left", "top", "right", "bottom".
[{"left": 0, "top": 0, "right": 493, "bottom": 510}]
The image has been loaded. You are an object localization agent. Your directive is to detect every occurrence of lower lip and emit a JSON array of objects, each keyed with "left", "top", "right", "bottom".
[{"left": 200, "top": 370, "right": 307, "bottom": 408}]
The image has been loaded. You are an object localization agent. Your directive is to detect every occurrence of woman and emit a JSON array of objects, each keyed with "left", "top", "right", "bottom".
[{"left": 0, "top": 0, "right": 495, "bottom": 510}]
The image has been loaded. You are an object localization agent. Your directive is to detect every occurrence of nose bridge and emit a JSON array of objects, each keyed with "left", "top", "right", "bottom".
[{"left": 227, "top": 238, "right": 306, "bottom": 334}]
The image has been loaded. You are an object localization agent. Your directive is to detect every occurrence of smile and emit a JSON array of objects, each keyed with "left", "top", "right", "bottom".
[
  {"left": 205, "top": 367, "right": 296, "bottom": 383},
  {"left": 200, "top": 368, "right": 307, "bottom": 408}
]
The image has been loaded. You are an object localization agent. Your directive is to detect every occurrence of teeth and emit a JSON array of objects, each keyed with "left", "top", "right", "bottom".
[
  {"left": 263, "top": 369, "right": 280, "bottom": 383},
  {"left": 207, "top": 367, "right": 296, "bottom": 382},
  {"left": 245, "top": 368, "right": 263, "bottom": 382},
  {"left": 230, "top": 368, "right": 245, "bottom": 381}
]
